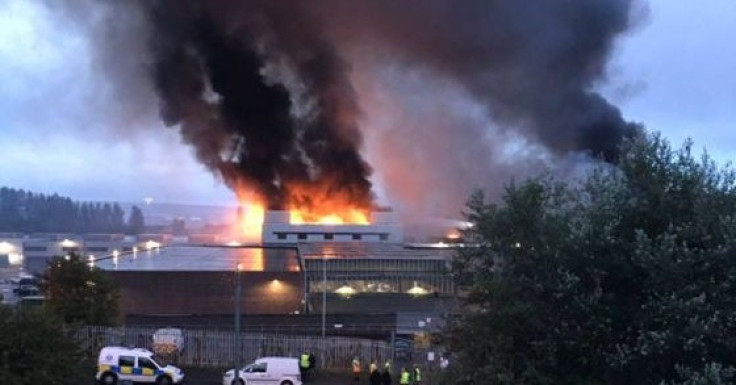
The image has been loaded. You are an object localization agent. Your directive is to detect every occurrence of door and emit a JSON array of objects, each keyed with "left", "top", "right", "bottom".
[
  {"left": 136, "top": 356, "right": 161, "bottom": 383},
  {"left": 118, "top": 355, "right": 136, "bottom": 381},
  {"left": 244, "top": 362, "right": 269, "bottom": 385}
]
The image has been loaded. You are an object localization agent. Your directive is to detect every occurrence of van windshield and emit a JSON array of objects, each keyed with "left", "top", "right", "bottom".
[{"left": 140, "top": 357, "right": 162, "bottom": 370}]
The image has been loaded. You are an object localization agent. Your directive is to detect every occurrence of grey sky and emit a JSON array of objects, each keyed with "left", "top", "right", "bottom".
[{"left": 0, "top": 0, "right": 734, "bottom": 207}]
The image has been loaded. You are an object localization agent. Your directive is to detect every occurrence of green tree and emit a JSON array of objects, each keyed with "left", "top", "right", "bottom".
[
  {"left": 0, "top": 305, "right": 93, "bottom": 385},
  {"left": 39, "top": 253, "right": 120, "bottom": 326},
  {"left": 127, "top": 205, "right": 146, "bottom": 235},
  {"left": 446, "top": 133, "right": 736, "bottom": 384}
]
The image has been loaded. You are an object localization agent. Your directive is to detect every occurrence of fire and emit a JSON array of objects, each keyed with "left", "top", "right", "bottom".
[
  {"left": 285, "top": 181, "right": 372, "bottom": 225},
  {"left": 239, "top": 202, "right": 265, "bottom": 241},
  {"left": 289, "top": 208, "right": 370, "bottom": 225},
  {"left": 235, "top": 180, "right": 372, "bottom": 241}
]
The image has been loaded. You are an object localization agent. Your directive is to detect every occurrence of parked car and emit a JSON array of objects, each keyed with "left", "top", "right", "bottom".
[
  {"left": 13, "top": 277, "right": 39, "bottom": 297},
  {"left": 96, "top": 346, "right": 185, "bottom": 385},
  {"left": 223, "top": 357, "right": 302, "bottom": 385}
]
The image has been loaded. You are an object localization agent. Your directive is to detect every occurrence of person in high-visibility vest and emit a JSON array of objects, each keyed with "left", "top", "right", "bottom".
[
  {"left": 300, "top": 352, "right": 310, "bottom": 381},
  {"left": 352, "top": 356, "right": 362, "bottom": 384},
  {"left": 400, "top": 367, "right": 411, "bottom": 385},
  {"left": 412, "top": 365, "right": 422, "bottom": 385},
  {"left": 381, "top": 362, "right": 393, "bottom": 385}
]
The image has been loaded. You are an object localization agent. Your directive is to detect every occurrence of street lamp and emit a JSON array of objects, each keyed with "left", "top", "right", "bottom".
[
  {"left": 234, "top": 263, "right": 243, "bottom": 385},
  {"left": 322, "top": 256, "right": 326, "bottom": 339}
]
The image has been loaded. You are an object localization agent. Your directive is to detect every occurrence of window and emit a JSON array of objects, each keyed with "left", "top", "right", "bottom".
[
  {"left": 352, "top": 234, "right": 362, "bottom": 240},
  {"left": 324, "top": 233, "right": 334, "bottom": 240},
  {"left": 245, "top": 362, "right": 267, "bottom": 373},
  {"left": 86, "top": 246, "right": 109, "bottom": 252},
  {"left": 119, "top": 356, "right": 135, "bottom": 367},
  {"left": 24, "top": 246, "right": 46, "bottom": 252},
  {"left": 379, "top": 234, "right": 389, "bottom": 241},
  {"left": 277, "top": 233, "right": 287, "bottom": 240},
  {"left": 298, "top": 233, "right": 307, "bottom": 240},
  {"left": 138, "top": 357, "right": 158, "bottom": 370},
  {"left": 62, "top": 247, "right": 79, "bottom": 252}
]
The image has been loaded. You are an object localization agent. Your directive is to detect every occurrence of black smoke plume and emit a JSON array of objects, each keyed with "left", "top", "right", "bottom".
[
  {"left": 143, "top": 1, "right": 373, "bottom": 212},
  {"left": 52, "top": 0, "right": 643, "bottom": 217}
]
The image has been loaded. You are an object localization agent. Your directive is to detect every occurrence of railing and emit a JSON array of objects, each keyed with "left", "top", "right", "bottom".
[{"left": 73, "top": 325, "right": 393, "bottom": 370}]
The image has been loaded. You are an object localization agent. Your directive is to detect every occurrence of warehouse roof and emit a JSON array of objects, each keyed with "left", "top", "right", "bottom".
[{"left": 94, "top": 245, "right": 300, "bottom": 272}]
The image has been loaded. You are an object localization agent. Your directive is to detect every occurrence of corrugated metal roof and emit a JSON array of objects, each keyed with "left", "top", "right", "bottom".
[
  {"left": 94, "top": 245, "right": 300, "bottom": 272},
  {"left": 298, "top": 242, "right": 452, "bottom": 259}
]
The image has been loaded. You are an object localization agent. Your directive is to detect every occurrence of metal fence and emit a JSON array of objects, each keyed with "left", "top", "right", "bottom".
[{"left": 73, "top": 325, "right": 393, "bottom": 370}]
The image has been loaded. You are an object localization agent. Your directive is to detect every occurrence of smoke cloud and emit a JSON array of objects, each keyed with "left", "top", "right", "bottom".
[{"left": 51, "top": 0, "right": 642, "bottom": 220}]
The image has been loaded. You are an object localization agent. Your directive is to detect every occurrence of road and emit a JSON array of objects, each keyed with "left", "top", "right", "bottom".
[
  {"left": 92, "top": 368, "right": 359, "bottom": 385},
  {"left": 182, "top": 368, "right": 356, "bottom": 385}
]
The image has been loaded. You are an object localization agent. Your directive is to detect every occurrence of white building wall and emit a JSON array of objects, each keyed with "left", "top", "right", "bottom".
[{"left": 262, "top": 210, "right": 403, "bottom": 243}]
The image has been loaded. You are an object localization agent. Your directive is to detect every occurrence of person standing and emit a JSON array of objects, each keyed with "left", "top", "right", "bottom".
[
  {"left": 400, "top": 367, "right": 411, "bottom": 385},
  {"left": 381, "top": 363, "right": 393, "bottom": 385},
  {"left": 309, "top": 352, "right": 316, "bottom": 371},
  {"left": 352, "top": 356, "right": 362, "bottom": 384},
  {"left": 370, "top": 364, "right": 382, "bottom": 385},
  {"left": 412, "top": 365, "right": 421, "bottom": 385},
  {"left": 370, "top": 359, "right": 378, "bottom": 374},
  {"left": 300, "top": 352, "right": 310, "bottom": 381}
]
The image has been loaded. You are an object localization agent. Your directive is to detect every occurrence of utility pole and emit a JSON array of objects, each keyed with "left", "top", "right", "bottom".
[
  {"left": 322, "top": 256, "right": 326, "bottom": 338},
  {"left": 234, "top": 263, "right": 243, "bottom": 385}
]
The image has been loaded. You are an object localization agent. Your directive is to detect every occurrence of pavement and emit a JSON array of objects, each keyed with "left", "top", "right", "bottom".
[
  {"left": 181, "top": 368, "right": 356, "bottom": 385},
  {"left": 87, "top": 368, "right": 352, "bottom": 385}
]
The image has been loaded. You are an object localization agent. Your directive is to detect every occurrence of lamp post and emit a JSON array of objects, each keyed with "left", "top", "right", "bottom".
[
  {"left": 234, "top": 263, "right": 243, "bottom": 385},
  {"left": 322, "top": 256, "right": 326, "bottom": 338}
]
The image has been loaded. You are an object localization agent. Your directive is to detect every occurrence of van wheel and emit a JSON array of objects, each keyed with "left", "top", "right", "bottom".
[
  {"left": 156, "top": 375, "right": 172, "bottom": 385},
  {"left": 281, "top": 381, "right": 293, "bottom": 385},
  {"left": 231, "top": 379, "right": 245, "bottom": 385},
  {"left": 100, "top": 372, "right": 117, "bottom": 385}
]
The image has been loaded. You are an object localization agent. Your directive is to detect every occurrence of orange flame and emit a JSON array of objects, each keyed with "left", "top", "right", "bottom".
[
  {"left": 235, "top": 180, "right": 372, "bottom": 241},
  {"left": 239, "top": 202, "right": 265, "bottom": 241},
  {"left": 285, "top": 181, "right": 372, "bottom": 225},
  {"left": 289, "top": 208, "right": 370, "bottom": 225}
]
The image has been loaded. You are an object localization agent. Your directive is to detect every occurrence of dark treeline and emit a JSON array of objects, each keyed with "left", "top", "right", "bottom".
[{"left": 0, "top": 187, "right": 145, "bottom": 234}]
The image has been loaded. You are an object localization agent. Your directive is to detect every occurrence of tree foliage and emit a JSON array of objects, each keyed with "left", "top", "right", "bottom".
[
  {"left": 0, "top": 187, "right": 143, "bottom": 234},
  {"left": 39, "top": 253, "right": 120, "bottom": 326},
  {"left": 127, "top": 205, "right": 146, "bottom": 235},
  {"left": 0, "top": 306, "right": 92, "bottom": 385},
  {"left": 447, "top": 133, "right": 736, "bottom": 384}
]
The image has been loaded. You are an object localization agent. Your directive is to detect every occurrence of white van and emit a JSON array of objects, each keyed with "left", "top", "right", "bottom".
[
  {"left": 223, "top": 357, "right": 302, "bottom": 385},
  {"left": 96, "top": 346, "right": 185, "bottom": 385}
]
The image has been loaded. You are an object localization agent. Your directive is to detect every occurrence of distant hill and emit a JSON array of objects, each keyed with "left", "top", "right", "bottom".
[{"left": 115, "top": 201, "right": 238, "bottom": 229}]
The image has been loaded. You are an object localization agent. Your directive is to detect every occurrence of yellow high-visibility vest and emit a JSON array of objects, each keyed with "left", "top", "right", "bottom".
[
  {"left": 300, "top": 353, "right": 310, "bottom": 369},
  {"left": 400, "top": 369, "right": 411, "bottom": 384}
]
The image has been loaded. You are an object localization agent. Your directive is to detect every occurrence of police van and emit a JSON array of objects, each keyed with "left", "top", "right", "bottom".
[{"left": 96, "top": 346, "right": 185, "bottom": 385}]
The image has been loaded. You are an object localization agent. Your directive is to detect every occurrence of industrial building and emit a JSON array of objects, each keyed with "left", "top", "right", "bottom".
[
  {"left": 89, "top": 209, "right": 457, "bottom": 338},
  {"left": 262, "top": 210, "right": 403, "bottom": 243},
  {"left": 2, "top": 209, "right": 458, "bottom": 338}
]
